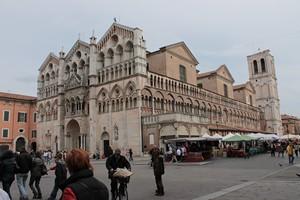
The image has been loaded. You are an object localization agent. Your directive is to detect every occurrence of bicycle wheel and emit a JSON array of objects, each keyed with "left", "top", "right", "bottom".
[{"left": 119, "top": 185, "right": 128, "bottom": 200}]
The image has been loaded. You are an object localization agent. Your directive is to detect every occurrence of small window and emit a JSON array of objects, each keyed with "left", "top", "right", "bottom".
[
  {"left": 2, "top": 129, "right": 9, "bottom": 138},
  {"left": 261, "top": 58, "right": 266, "bottom": 73},
  {"left": 32, "top": 130, "right": 37, "bottom": 138},
  {"left": 224, "top": 84, "right": 228, "bottom": 97},
  {"left": 197, "top": 83, "right": 203, "bottom": 88},
  {"left": 33, "top": 113, "right": 37, "bottom": 123},
  {"left": 19, "top": 129, "right": 24, "bottom": 133},
  {"left": 249, "top": 95, "right": 253, "bottom": 106},
  {"left": 3, "top": 111, "right": 9, "bottom": 121},
  {"left": 253, "top": 60, "right": 258, "bottom": 74},
  {"left": 17, "top": 112, "right": 27, "bottom": 122},
  {"left": 179, "top": 65, "right": 187, "bottom": 82}
]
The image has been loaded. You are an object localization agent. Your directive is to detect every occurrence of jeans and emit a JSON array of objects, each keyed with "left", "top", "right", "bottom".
[
  {"left": 48, "top": 183, "right": 59, "bottom": 200},
  {"left": 16, "top": 173, "right": 29, "bottom": 199},
  {"left": 29, "top": 175, "right": 41, "bottom": 197},
  {"left": 2, "top": 180, "right": 14, "bottom": 199},
  {"left": 288, "top": 155, "right": 294, "bottom": 164}
]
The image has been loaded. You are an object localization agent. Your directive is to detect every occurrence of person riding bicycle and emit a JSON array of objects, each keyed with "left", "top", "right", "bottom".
[{"left": 106, "top": 148, "right": 131, "bottom": 199}]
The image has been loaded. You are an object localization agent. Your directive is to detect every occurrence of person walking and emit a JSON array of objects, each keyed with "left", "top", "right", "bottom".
[
  {"left": 16, "top": 148, "right": 32, "bottom": 200},
  {"left": 0, "top": 150, "right": 17, "bottom": 199},
  {"left": 47, "top": 153, "right": 67, "bottom": 200},
  {"left": 128, "top": 148, "right": 133, "bottom": 162},
  {"left": 287, "top": 143, "right": 294, "bottom": 165},
  {"left": 60, "top": 149, "right": 109, "bottom": 200},
  {"left": 29, "top": 151, "right": 44, "bottom": 199},
  {"left": 176, "top": 148, "right": 182, "bottom": 162},
  {"left": 106, "top": 148, "right": 131, "bottom": 199},
  {"left": 152, "top": 147, "right": 165, "bottom": 196}
]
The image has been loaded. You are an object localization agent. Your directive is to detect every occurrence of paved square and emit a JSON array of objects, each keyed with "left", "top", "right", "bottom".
[{"left": 9, "top": 154, "right": 300, "bottom": 200}]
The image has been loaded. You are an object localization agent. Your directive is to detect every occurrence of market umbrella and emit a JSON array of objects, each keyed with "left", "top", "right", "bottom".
[
  {"left": 223, "top": 133, "right": 234, "bottom": 140},
  {"left": 223, "top": 135, "right": 254, "bottom": 142},
  {"left": 212, "top": 133, "right": 223, "bottom": 140}
]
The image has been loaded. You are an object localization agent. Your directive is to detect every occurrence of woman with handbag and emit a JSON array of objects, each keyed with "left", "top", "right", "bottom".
[{"left": 29, "top": 151, "right": 45, "bottom": 199}]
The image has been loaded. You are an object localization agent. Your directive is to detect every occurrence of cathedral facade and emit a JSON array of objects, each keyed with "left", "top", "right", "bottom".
[{"left": 36, "top": 23, "right": 275, "bottom": 156}]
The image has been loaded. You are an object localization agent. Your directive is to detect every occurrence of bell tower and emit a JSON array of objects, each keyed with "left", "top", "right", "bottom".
[{"left": 247, "top": 49, "right": 283, "bottom": 134}]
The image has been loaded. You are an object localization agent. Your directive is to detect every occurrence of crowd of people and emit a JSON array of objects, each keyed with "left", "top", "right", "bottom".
[
  {"left": 0, "top": 146, "right": 165, "bottom": 200},
  {"left": 270, "top": 141, "right": 299, "bottom": 165}
]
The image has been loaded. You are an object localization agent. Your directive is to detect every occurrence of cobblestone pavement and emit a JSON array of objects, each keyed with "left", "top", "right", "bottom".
[{"left": 8, "top": 154, "right": 300, "bottom": 200}]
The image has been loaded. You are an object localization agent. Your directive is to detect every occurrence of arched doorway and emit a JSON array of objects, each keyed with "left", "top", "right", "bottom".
[
  {"left": 31, "top": 142, "right": 37, "bottom": 152},
  {"left": 101, "top": 132, "right": 110, "bottom": 157},
  {"left": 16, "top": 137, "right": 26, "bottom": 152},
  {"left": 66, "top": 119, "right": 80, "bottom": 149}
]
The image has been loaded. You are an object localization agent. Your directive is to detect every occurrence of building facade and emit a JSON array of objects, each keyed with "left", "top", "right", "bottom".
[
  {"left": 281, "top": 114, "right": 300, "bottom": 135},
  {"left": 37, "top": 23, "right": 264, "bottom": 156},
  {"left": 247, "top": 50, "right": 283, "bottom": 134},
  {"left": 0, "top": 92, "right": 37, "bottom": 152}
]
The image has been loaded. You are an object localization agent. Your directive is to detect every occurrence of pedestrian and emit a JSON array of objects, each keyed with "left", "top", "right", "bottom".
[
  {"left": 181, "top": 146, "right": 186, "bottom": 161},
  {"left": 287, "top": 143, "right": 294, "bottom": 165},
  {"left": 0, "top": 188, "right": 10, "bottom": 200},
  {"left": 270, "top": 143, "right": 276, "bottom": 157},
  {"left": 106, "top": 148, "right": 131, "bottom": 199},
  {"left": 294, "top": 142, "right": 299, "bottom": 157},
  {"left": 129, "top": 148, "right": 133, "bottom": 161},
  {"left": 176, "top": 148, "right": 182, "bottom": 162},
  {"left": 60, "top": 149, "right": 109, "bottom": 200},
  {"left": 47, "top": 153, "right": 67, "bottom": 200},
  {"left": 29, "top": 151, "right": 44, "bottom": 199},
  {"left": 16, "top": 148, "right": 33, "bottom": 200},
  {"left": 152, "top": 147, "right": 165, "bottom": 196},
  {"left": 0, "top": 150, "right": 17, "bottom": 199}
]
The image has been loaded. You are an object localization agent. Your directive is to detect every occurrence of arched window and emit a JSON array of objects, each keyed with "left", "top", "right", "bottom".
[
  {"left": 261, "top": 58, "right": 266, "bottom": 73},
  {"left": 253, "top": 60, "right": 258, "bottom": 74}
]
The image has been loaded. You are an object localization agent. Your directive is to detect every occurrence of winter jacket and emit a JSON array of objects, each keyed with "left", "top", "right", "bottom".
[
  {"left": 105, "top": 154, "right": 131, "bottom": 178},
  {"left": 51, "top": 160, "right": 67, "bottom": 185},
  {"left": 16, "top": 151, "right": 32, "bottom": 174},
  {"left": 60, "top": 169, "right": 109, "bottom": 200},
  {"left": 0, "top": 150, "right": 16, "bottom": 182},
  {"left": 153, "top": 156, "right": 165, "bottom": 176},
  {"left": 30, "top": 157, "right": 44, "bottom": 177}
]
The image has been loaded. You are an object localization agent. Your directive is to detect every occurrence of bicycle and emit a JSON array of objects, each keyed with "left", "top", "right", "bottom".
[{"left": 112, "top": 177, "right": 129, "bottom": 200}]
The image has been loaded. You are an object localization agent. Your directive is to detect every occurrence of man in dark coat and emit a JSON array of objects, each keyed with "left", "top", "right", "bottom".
[
  {"left": 0, "top": 150, "right": 16, "bottom": 199},
  {"left": 47, "top": 153, "right": 67, "bottom": 200},
  {"left": 152, "top": 147, "right": 165, "bottom": 196},
  {"left": 16, "top": 148, "right": 32, "bottom": 200},
  {"left": 106, "top": 148, "right": 131, "bottom": 199}
]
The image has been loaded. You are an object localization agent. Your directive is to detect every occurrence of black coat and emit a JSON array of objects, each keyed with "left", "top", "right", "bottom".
[
  {"left": 0, "top": 151, "right": 16, "bottom": 182},
  {"left": 153, "top": 156, "right": 165, "bottom": 176},
  {"left": 106, "top": 154, "right": 131, "bottom": 178},
  {"left": 16, "top": 151, "right": 32, "bottom": 174},
  {"left": 30, "top": 157, "right": 44, "bottom": 177},
  {"left": 55, "top": 160, "right": 67, "bottom": 185},
  {"left": 60, "top": 169, "right": 109, "bottom": 200}
]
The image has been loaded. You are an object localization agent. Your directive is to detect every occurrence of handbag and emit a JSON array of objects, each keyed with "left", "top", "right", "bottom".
[{"left": 41, "top": 164, "right": 48, "bottom": 176}]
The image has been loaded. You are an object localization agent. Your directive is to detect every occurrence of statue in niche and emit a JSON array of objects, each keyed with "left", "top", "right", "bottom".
[{"left": 114, "top": 124, "right": 119, "bottom": 141}]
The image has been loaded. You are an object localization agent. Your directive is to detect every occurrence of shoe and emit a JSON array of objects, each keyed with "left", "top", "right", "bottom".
[
  {"left": 296, "top": 173, "right": 300, "bottom": 177},
  {"left": 37, "top": 194, "right": 42, "bottom": 199},
  {"left": 155, "top": 193, "right": 164, "bottom": 196}
]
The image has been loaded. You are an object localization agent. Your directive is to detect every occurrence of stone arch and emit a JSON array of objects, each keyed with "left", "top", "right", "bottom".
[
  {"left": 101, "top": 131, "right": 111, "bottom": 157},
  {"left": 160, "top": 125, "right": 176, "bottom": 137},
  {"left": 14, "top": 136, "right": 28, "bottom": 152},
  {"left": 66, "top": 119, "right": 81, "bottom": 149},
  {"left": 125, "top": 81, "right": 137, "bottom": 96},
  {"left": 110, "top": 84, "right": 123, "bottom": 99}
]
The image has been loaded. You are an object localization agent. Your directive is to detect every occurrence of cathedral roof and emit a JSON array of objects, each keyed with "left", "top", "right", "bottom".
[
  {"left": 197, "top": 64, "right": 235, "bottom": 83},
  {"left": 38, "top": 53, "right": 59, "bottom": 72},
  {"left": 65, "top": 40, "right": 90, "bottom": 61}
]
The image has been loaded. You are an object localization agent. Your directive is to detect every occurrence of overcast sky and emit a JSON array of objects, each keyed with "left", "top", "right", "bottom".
[{"left": 0, "top": 0, "right": 299, "bottom": 116}]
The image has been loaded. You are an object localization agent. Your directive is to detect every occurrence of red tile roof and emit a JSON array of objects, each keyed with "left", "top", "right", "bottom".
[{"left": 0, "top": 92, "right": 37, "bottom": 101}]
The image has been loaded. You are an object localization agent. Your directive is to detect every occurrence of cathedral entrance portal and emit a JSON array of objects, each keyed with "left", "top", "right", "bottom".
[
  {"left": 66, "top": 119, "right": 81, "bottom": 149},
  {"left": 101, "top": 132, "right": 110, "bottom": 157},
  {"left": 15, "top": 137, "right": 26, "bottom": 152}
]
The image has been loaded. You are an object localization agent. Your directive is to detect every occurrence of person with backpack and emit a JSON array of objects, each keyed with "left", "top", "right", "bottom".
[
  {"left": 60, "top": 149, "right": 109, "bottom": 200},
  {"left": 16, "top": 148, "right": 33, "bottom": 200},
  {"left": 152, "top": 147, "right": 165, "bottom": 196},
  {"left": 47, "top": 153, "right": 67, "bottom": 200},
  {"left": 29, "top": 151, "right": 45, "bottom": 199},
  {"left": 0, "top": 150, "right": 17, "bottom": 199}
]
